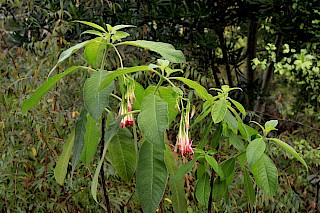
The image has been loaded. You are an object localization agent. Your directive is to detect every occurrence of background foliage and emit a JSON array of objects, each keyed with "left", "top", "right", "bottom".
[{"left": 1, "top": 0, "right": 319, "bottom": 212}]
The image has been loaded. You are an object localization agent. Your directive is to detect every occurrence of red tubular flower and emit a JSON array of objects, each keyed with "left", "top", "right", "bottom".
[{"left": 118, "top": 77, "right": 136, "bottom": 128}]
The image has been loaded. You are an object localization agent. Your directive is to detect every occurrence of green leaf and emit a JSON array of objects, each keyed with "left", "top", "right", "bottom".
[
  {"left": 268, "top": 138, "right": 308, "bottom": 170},
  {"left": 54, "top": 132, "right": 74, "bottom": 185},
  {"left": 171, "top": 157, "right": 198, "bottom": 183},
  {"left": 112, "top": 24, "right": 136, "bottom": 31},
  {"left": 213, "top": 177, "right": 228, "bottom": 202},
  {"left": 84, "top": 37, "right": 108, "bottom": 69},
  {"left": 22, "top": 66, "right": 87, "bottom": 114},
  {"left": 229, "top": 99, "right": 246, "bottom": 115},
  {"left": 171, "top": 77, "right": 213, "bottom": 103},
  {"left": 98, "top": 66, "right": 149, "bottom": 91},
  {"left": 119, "top": 40, "right": 185, "bottom": 63},
  {"left": 205, "top": 155, "right": 224, "bottom": 179},
  {"left": 221, "top": 158, "right": 235, "bottom": 181},
  {"left": 84, "top": 71, "right": 114, "bottom": 121},
  {"left": 91, "top": 116, "right": 123, "bottom": 202},
  {"left": 137, "top": 141, "right": 168, "bottom": 213},
  {"left": 81, "top": 30, "right": 104, "bottom": 37},
  {"left": 49, "top": 41, "right": 90, "bottom": 75},
  {"left": 211, "top": 99, "right": 227, "bottom": 124},
  {"left": 132, "top": 80, "right": 145, "bottom": 110},
  {"left": 164, "top": 145, "right": 187, "bottom": 213},
  {"left": 250, "top": 153, "right": 278, "bottom": 197},
  {"left": 224, "top": 109, "right": 238, "bottom": 134},
  {"left": 72, "top": 109, "right": 88, "bottom": 172},
  {"left": 193, "top": 103, "right": 211, "bottom": 127},
  {"left": 228, "top": 130, "right": 245, "bottom": 151},
  {"left": 108, "top": 128, "right": 136, "bottom": 182},
  {"left": 264, "top": 120, "right": 278, "bottom": 135},
  {"left": 81, "top": 115, "right": 100, "bottom": 166},
  {"left": 244, "top": 168, "right": 255, "bottom": 208},
  {"left": 212, "top": 123, "right": 222, "bottom": 148},
  {"left": 238, "top": 121, "right": 251, "bottom": 142},
  {"left": 74, "top": 20, "right": 107, "bottom": 32},
  {"left": 112, "top": 31, "right": 130, "bottom": 42},
  {"left": 195, "top": 173, "right": 210, "bottom": 206},
  {"left": 246, "top": 138, "right": 266, "bottom": 168},
  {"left": 158, "top": 87, "right": 179, "bottom": 124},
  {"left": 138, "top": 94, "right": 168, "bottom": 149}
]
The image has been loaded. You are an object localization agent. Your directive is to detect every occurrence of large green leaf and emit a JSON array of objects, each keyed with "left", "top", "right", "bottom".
[
  {"left": 54, "top": 132, "right": 74, "bottom": 185},
  {"left": 112, "top": 24, "right": 136, "bottom": 31},
  {"left": 81, "top": 114, "right": 100, "bottom": 166},
  {"left": 171, "top": 157, "right": 198, "bottom": 183},
  {"left": 98, "top": 66, "right": 149, "bottom": 91},
  {"left": 22, "top": 66, "right": 88, "bottom": 114},
  {"left": 72, "top": 109, "right": 88, "bottom": 172},
  {"left": 228, "top": 130, "right": 245, "bottom": 151},
  {"left": 91, "top": 116, "right": 123, "bottom": 202},
  {"left": 118, "top": 40, "right": 185, "bottom": 63},
  {"left": 212, "top": 123, "right": 222, "bottom": 148},
  {"left": 244, "top": 168, "right": 255, "bottom": 208},
  {"left": 211, "top": 99, "right": 227, "bottom": 124},
  {"left": 84, "top": 71, "right": 114, "bottom": 121},
  {"left": 221, "top": 157, "right": 235, "bottom": 181},
  {"left": 158, "top": 87, "right": 179, "bottom": 124},
  {"left": 213, "top": 177, "right": 228, "bottom": 202},
  {"left": 132, "top": 80, "right": 145, "bottom": 110},
  {"left": 229, "top": 99, "right": 246, "bottom": 115},
  {"left": 246, "top": 138, "right": 266, "bottom": 168},
  {"left": 250, "top": 153, "right": 278, "bottom": 197},
  {"left": 138, "top": 94, "right": 168, "bottom": 149},
  {"left": 84, "top": 37, "right": 108, "bottom": 69},
  {"left": 224, "top": 109, "right": 238, "bottom": 134},
  {"left": 268, "top": 138, "right": 308, "bottom": 170},
  {"left": 164, "top": 145, "right": 187, "bottom": 213},
  {"left": 171, "top": 77, "right": 213, "bottom": 103},
  {"left": 136, "top": 141, "right": 168, "bottom": 213},
  {"left": 49, "top": 41, "right": 90, "bottom": 75},
  {"left": 108, "top": 128, "right": 136, "bottom": 182},
  {"left": 205, "top": 155, "right": 224, "bottom": 179},
  {"left": 195, "top": 173, "right": 210, "bottom": 207}
]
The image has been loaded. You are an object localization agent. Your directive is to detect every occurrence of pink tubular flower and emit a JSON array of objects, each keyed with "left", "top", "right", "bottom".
[
  {"left": 118, "top": 77, "right": 136, "bottom": 128},
  {"left": 175, "top": 102, "right": 193, "bottom": 156}
]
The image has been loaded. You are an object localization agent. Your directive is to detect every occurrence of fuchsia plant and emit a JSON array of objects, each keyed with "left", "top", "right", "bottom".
[{"left": 21, "top": 21, "right": 308, "bottom": 212}]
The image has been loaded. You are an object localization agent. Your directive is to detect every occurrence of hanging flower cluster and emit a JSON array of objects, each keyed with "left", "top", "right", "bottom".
[
  {"left": 118, "top": 77, "right": 135, "bottom": 128},
  {"left": 174, "top": 100, "right": 194, "bottom": 156}
]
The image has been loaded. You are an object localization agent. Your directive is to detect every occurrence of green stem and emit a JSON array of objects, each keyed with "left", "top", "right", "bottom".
[
  {"left": 154, "top": 77, "right": 164, "bottom": 94},
  {"left": 111, "top": 44, "right": 123, "bottom": 68},
  {"left": 110, "top": 93, "right": 122, "bottom": 101}
]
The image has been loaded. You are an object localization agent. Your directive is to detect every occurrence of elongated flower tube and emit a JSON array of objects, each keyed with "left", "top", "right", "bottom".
[
  {"left": 175, "top": 100, "right": 193, "bottom": 156},
  {"left": 118, "top": 76, "right": 136, "bottom": 128}
]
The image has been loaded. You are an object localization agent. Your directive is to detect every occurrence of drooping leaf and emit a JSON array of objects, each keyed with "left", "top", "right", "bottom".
[
  {"left": 268, "top": 138, "right": 308, "bottom": 170},
  {"left": 54, "top": 132, "right": 74, "bottom": 185},
  {"left": 91, "top": 116, "right": 124, "bottom": 202},
  {"left": 164, "top": 145, "right": 187, "bottom": 213},
  {"left": 211, "top": 99, "right": 227, "bottom": 124},
  {"left": 74, "top": 20, "right": 107, "bottom": 32},
  {"left": 250, "top": 153, "right": 278, "bottom": 197},
  {"left": 171, "top": 157, "right": 198, "bottom": 183},
  {"left": 213, "top": 177, "right": 228, "bottom": 202},
  {"left": 84, "top": 71, "right": 114, "bottom": 121},
  {"left": 171, "top": 77, "right": 213, "bottom": 103},
  {"left": 229, "top": 99, "right": 246, "bottom": 115},
  {"left": 108, "top": 128, "right": 136, "bottom": 182},
  {"left": 224, "top": 109, "right": 238, "bottom": 134},
  {"left": 228, "top": 130, "right": 245, "bottom": 151},
  {"left": 84, "top": 37, "right": 108, "bottom": 69},
  {"left": 138, "top": 94, "right": 168, "bottom": 149},
  {"left": 72, "top": 109, "right": 88, "bottom": 172},
  {"left": 118, "top": 40, "right": 185, "bottom": 63},
  {"left": 158, "top": 87, "right": 179, "bottom": 124},
  {"left": 221, "top": 157, "right": 235, "bottom": 181},
  {"left": 81, "top": 115, "right": 100, "bottom": 166},
  {"left": 244, "top": 168, "right": 255, "bottom": 208},
  {"left": 205, "top": 155, "right": 224, "bottom": 179},
  {"left": 246, "top": 138, "right": 266, "bottom": 168},
  {"left": 98, "top": 66, "right": 149, "bottom": 91},
  {"left": 195, "top": 173, "right": 210, "bottom": 207},
  {"left": 49, "top": 42, "right": 91, "bottom": 75},
  {"left": 212, "top": 123, "right": 222, "bottom": 148},
  {"left": 22, "top": 66, "right": 88, "bottom": 114},
  {"left": 137, "top": 141, "right": 168, "bottom": 213}
]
